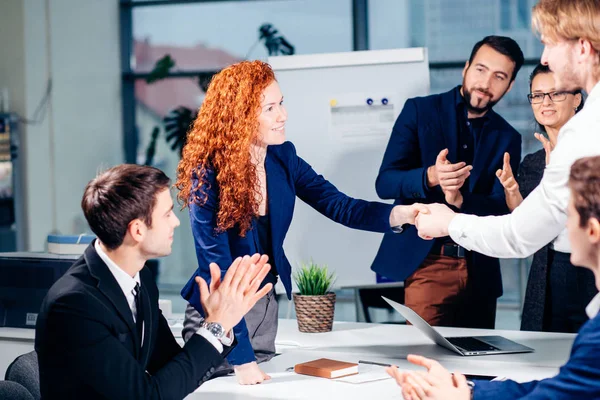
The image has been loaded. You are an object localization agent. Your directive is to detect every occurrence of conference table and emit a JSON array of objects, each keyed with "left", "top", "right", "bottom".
[
  {"left": 0, "top": 317, "right": 575, "bottom": 398},
  {"left": 186, "top": 319, "right": 576, "bottom": 399}
]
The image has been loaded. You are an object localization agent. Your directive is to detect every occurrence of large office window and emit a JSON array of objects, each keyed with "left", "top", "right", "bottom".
[
  {"left": 131, "top": 0, "right": 353, "bottom": 72},
  {"left": 369, "top": 0, "right": 542, "bottom": 154}
]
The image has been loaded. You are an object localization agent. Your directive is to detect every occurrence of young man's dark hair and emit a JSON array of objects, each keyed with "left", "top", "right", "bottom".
[
  {"left": 570, "top": 156, "right": 600, "bottom": 227},
  {"left": 468, "top": 35, "right": 525, "bottom": 82},
  {"left": 81, "top": 164, "right": 170, "bottom": 249}
]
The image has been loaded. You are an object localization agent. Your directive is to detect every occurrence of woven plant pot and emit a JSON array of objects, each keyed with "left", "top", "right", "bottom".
[{"left": 293, "top": 292, "right": 336, "bottom": 333}]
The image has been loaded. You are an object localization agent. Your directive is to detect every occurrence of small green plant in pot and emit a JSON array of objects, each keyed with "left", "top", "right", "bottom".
[{"left": 292, "top": 261, "right": 336, "bottom": 333}]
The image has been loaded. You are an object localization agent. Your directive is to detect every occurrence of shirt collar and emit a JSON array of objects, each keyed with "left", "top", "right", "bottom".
[
  {"left": 586, "top": 292, "right": 600, "bottom": 319},
  {"left": 94, "top": 240, "right": 140, "bottom": 296},
  {"left": 586, "top": 81, "right": 600, "bottom": 105}
]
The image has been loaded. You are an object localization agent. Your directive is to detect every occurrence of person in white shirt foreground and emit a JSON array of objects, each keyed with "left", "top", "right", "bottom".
[
  {"left": 413, "top": 0, "right": 600, "bottom": 260},
  {"left": 388, "top": 155, "right": 600, "bottom": 399}
]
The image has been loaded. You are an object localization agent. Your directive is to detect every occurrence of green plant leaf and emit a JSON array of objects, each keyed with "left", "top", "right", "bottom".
[
  {"left": 293, "top": 260, "right": 336, "bottom": 295},
  {"left": 146, "top": 55, "right": 176, "bottom": 84}
]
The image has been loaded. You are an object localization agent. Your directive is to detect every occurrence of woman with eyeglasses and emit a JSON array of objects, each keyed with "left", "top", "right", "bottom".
[{"left": 496, "top": 63, "right": 596, "bottom": 333}]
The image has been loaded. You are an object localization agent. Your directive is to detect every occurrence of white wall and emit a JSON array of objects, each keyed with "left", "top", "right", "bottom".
[{"left": 0, "top": 0, "right": 122, "bottom": 250}]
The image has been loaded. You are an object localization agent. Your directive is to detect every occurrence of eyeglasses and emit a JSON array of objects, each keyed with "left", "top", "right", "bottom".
[{"left": 527, "top": 91, "right": 574, "bottom": 104}]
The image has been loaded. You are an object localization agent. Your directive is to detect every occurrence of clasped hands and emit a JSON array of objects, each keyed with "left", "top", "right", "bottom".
[
  {"left": 386, "top": 355, "right": 471, "bottom": 400},
  {"left": 400, "top": 149, "right": 464, "bottom": 239},
  {"left": 427, "top": 148, "right": 472, "bottom": 209}
]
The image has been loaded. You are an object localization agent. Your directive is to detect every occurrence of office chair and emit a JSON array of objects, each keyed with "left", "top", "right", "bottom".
[
  {"left": 5, "top": 351, "right": 40, "bottom": 400},
  {"left": 358, "top": 286, "right": 405, "bottom": 324},
  {"left": 0, "top": 381, "right": 35, "bottom": 400}
]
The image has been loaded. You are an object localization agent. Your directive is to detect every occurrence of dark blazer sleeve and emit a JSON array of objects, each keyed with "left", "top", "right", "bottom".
[
  {"left": 472, "top": 317, "right": 600, "bottom": 399},
  {"left": 460, "top": 132, "right": 521, "bottom": 216},
  {"left": 43, "top": 291, "right": 224, "bottom": 400},
  {"left": 180, "top": 173, "right": 256, "bottom": 367},
  {"left": 375, "top": 98, "right": 432, "bottom": 201},
  {"left": 146, "top": 310, "right": 235, "bottom": 376},
  {"left": 146, "top": 311, "right": 186, "bottom": 374},
  {"left": 472, "top": 379, "right": 539, "bottom": 399},
  {"left": 287, "top": 142, "right": 394, "bottom": 232}
]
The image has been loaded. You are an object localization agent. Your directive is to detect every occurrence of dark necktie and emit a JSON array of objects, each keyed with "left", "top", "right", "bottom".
[{"left": 133, "top": 283, "right": 144, "bottom": 348}]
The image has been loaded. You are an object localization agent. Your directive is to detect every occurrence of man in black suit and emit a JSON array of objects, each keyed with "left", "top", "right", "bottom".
[{"left": 35, "top": 164, "right": 273, "bottom": 400}]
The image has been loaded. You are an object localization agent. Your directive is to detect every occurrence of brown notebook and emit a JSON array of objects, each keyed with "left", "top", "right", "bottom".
[{"left": 294, "top": 358, "right": 359, "bottom": 379}]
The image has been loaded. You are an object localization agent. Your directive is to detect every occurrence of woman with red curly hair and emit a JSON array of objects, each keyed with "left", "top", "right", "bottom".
[{"left": 177, "top": 60, "right": 426, "bottom": 384}]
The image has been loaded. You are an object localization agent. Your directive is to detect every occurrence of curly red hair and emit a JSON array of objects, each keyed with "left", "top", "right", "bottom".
[{"left": 176, "top": 60, "right": 276, "bottom": 236}]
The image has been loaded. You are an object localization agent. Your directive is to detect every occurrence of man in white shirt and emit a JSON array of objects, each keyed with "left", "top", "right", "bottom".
[
  {"left": 35, "top": 164, "right": 273, "bottom": 400},
  {"left": 388, "top": 155, "right": 600, "bottom": 399},
  {"left": 414, "top": 0, "right": 600, "bottom": 261}
]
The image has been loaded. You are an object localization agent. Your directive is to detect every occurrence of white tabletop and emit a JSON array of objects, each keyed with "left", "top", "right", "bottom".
[
  {"left": 0, "top": 327, "right": 35, "bottom": 341},
  {"left": 274, "top": 319, "right": 574, "bottom": 368},
  {"left": 0, "top": 318, "right": 577, "bottom": 399},
  {"left": 188, "top": 319, "right": 576, "bottom": 399}
]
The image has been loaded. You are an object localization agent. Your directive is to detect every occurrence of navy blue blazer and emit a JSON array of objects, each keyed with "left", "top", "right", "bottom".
[
  {"left": 181, "top": 141, "right": 395, "bottom": 365},
  {"left": 472, "top": 308, "right": 600, "bottom": 399},
  {"left": 371, "top": 86, "right": 521, "bottom": 298}
]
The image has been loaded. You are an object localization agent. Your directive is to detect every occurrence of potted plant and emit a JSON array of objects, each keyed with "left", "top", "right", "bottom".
[{"left": 292, "top": 261, "right": 336, "bottom": 333}]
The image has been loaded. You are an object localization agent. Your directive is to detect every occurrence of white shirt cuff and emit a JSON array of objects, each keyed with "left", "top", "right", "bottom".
[
  {"left": 195, "top": 327, "right": 235, "bottom": 353},
  {"left": 448, "top": 214, "right": 471, "bottom": 250},
  {"left": 220, "top": 329, "right": 235, "bottom": 347},
  {"left": 196, "top": 327, "right": 223, "bottom": 353}
]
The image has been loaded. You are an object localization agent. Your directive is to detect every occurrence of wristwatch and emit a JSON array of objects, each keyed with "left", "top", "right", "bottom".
[
  {"left": 201, "top": 320, "right": 226, "bottom": 340},
  {"left": 391, "top": 224, "right": 408, "bottom": 234}
]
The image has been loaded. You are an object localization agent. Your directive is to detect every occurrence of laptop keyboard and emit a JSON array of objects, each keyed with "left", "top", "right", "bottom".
[{"left": 447, "top": 337, "right": 500, "bottom": 352}]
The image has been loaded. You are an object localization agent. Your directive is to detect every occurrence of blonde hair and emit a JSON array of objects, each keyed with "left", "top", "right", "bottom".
[{"left": 532, "top": 0, "right": 600, "bottom": 53}]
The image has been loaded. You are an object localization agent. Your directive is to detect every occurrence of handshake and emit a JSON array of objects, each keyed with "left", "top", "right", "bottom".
[{"left": 391, "top": 202, "right": 457, "bottom": 240}]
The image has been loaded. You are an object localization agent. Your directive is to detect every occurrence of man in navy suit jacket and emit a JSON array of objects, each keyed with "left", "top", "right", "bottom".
[
  {"left": 388, "top": 156, "right": 600, "bottom": 400},
  {"left": 371, "top": 36, "right": 523, "bottom": 328}
]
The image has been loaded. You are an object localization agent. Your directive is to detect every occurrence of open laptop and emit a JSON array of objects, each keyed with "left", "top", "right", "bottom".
[{"left": 382, "top": 297, "right": 534, "bottom": 356}]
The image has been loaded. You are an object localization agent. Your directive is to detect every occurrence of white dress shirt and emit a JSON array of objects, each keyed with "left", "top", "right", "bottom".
[
  {"left": 449, "top": 81, "right": 600, "bottom": 258},
  {"left": 95, "top": 241, "right": 230, "bottom": 352},
  {"left": 586, "top": 292, "right": 600, "bottom": 319},
  {"left": 95, "top": 241, "right": 144, "bottom": 345}
]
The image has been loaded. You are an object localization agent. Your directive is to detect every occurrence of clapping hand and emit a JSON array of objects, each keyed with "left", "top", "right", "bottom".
[
  {"left": 386, "top": 355, "right": 470, "bottom": 400},
  {"left": 534, "top": 132, "right": 554, "bottom": 165},
  {"left": 428, "top": 149, "right": 472, "bottom": 208},
  {"left": 495, "top": 152, "right": 522, "bottom": 211},
  {"left": 196, "top": 254, "right": 273, "bottom": 333}
]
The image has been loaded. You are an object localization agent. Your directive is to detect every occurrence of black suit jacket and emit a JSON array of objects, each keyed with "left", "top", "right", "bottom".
[{"left": 35, "top": 242, "right": 234, "bottom": 400}]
